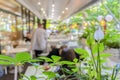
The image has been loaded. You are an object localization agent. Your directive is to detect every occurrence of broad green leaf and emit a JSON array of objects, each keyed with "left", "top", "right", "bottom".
[
  {"left": 59, "top": 61, "right": 75, "bottom": 65},
  {"left": 0, "top": 55, "right": 15, "bottom": 63},
  {"left": 73, "top": 58, "right": 78, "bottom": 63},
  {"left": 92, "top": 43, "right": 104, "bottom": 54},
  {"left": 87, "top": 60, "right": 94, "bottom": 65},
  {"left": 43, "top": 71, "right": 56, "bottom": 79},
  {"left": 62, "top": 68, "right": 73, "bottom": 74},
  {"left": 100, "top": 59, "right": 107, "bottom": 63},
  {"left": 91, "top": 70, "right": 97, "bottom": 77},
  {"left": 51, "top": 55, "right": 61, "bottom": 62},
  {"left": 0, "top": 61, "right": 13, "bottom": 65},
  {"left": 86, "top": 33, "right": 95, "bottom": 46},
  {"left": 80, "top": 55, "right": 87, "bottom": 59},
  {"left": 100, "top": 53, "right": 112, "bottom": 58},
  {"left": 72, "top": 68, "right": 78, "bottom": 73},
  {"left": 15, "top": 52, "right": 31, "bottom": 63},
  {"left": 74, "top": 48, "right": 89, "bottom": 55},
  {"left": 30, "top": 75, "right": 37, "bottom": 80},
  {"left": 39, "top": 57, "right": 53, "bottom": 62}
]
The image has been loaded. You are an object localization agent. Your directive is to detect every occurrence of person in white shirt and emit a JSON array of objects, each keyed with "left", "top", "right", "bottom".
[{"left": 31, "top": 23, "right": 47, "bottom": 57}]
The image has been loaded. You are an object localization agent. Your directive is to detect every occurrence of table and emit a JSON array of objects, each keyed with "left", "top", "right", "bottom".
[{"left": 2, "top": 47, "right": 29, "bottom": 56}]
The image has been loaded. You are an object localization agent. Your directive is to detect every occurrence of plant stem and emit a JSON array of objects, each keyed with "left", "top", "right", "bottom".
[
  {"left": 90, "top": 43, "right": 98, "bottom": 72},
  {"left": 78, "top": 59, "right": 81, "bottom": 75},
  {"left": 113, "top": 72, "right": 117, "bottom": 80},
  {"left": 60, "top": 65, "right": 66, "bottom": 80},
  {"left": 111, "top": 67, "right": 115, "bottom": 80},
  {"left": 97, "top": 42, "right": 101, "bottom": 80}
]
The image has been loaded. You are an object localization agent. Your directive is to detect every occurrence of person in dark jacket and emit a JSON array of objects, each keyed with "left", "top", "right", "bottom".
[
  {"left": 59, "top": 48, "right": 78, "bottom": 80},
  {"left": 47, "top": 45, "right": 60, "bottom": 58}
]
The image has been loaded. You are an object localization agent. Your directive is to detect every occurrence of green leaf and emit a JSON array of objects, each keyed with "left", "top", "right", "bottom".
[
  {"left": 43, "top": 71, "right": 56, "bottom": 79},
  {"left": 99, "top": 43, "right": 104, "bottom": 52},
  {"left": 72, "top": 68, "right": 78, "bottom": 73},
  {"left": 51, "top": 55, "right": 61, "bottom": 62},
  {"left": 62, "top": 68, "right": 73, "bottom": 74},
  {"left": 15, "top": 52, "right": 31, "bottom": 63},
  {"left": 73, "top": 58, "right": 78, "bottom": 63},
  {"left": 74, "top": 48, "right": 89, "bottom": 59},
  {"left": 92, "top": 44, "right": 97, "bottom": 54},
  {"left": 59, "top": 61, "right": 75, "bottom": 65},
  {"left": 100, "top": 53, "right": 112, "bottom": 58},
  {"left": 39, "top": 57, "right": 53, "bottom": 62},
  {"left": 0, "top": 55, "right": 15, "bottom": 63},
  {"left": 30, "top": 75, "right": 37, "bottom": 80},
  {"left": 0, "top": 61, "right": 13, "bottom": 65},
  {"left": 50, "top": 62, "right": 60, "bottom": 66},
  {"left": 100, "top": 59, "right": 107, "bottom": 63},
  {"left": 74, "top": 48, "right": 88, "bottom": 55},
  {"left": 80, "top": 55, "right": 87, "bottom": 59},
  {"left": 86, "top": 33, "right": 95, "bottom": 46}
]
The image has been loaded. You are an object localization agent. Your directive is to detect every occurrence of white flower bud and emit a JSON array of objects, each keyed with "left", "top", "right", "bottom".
[
  {"left": 94, "top": 27, "right": 104, "bottom": 41},
  {"left": 105, "top": 14, "right": 113, "bottom": 22},
  {"left": 97, "top": 15, "right": 104, "bottom": 22}
]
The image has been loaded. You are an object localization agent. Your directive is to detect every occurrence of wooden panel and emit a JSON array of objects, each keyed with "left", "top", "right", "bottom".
[{"left": 0, "top": 0, "right": 20, "bottom": 15}]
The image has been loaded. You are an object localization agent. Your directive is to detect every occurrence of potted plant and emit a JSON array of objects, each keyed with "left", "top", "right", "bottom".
[{"left": 0, "top": 52, "right": 37, "bottom": 80}]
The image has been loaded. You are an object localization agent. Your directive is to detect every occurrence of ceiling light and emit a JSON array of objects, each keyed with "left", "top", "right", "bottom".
[
  {"left": 43, "top": 11, "right": 45, "bottom": 14},
  {"left": 41, "top": 8, "right": 44, "bottom": 11},
  {"left": 52, "top": 4, "right": 55, "bottom": 7},
  {"left": 62, "top": 11, "right": 65, "bottom": 14},
  {"left": 65, "top": 8, "right": 68, "bottom": 10},
  {"left": 38, "top": 2, "right": 41, "bottom": 5},
  {"left": 52, "top": 9, "right": 54, "bottom": 12}
]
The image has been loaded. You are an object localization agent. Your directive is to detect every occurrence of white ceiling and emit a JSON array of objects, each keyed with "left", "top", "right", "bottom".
[{"left": 16, "top": 0, "right": 98, "bottom": 20}]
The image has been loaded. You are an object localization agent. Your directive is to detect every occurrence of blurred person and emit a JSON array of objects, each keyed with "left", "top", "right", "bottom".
[
  {"left": 47, "top": 45, "right": 60, "bottom": 58},
  {"left": 61, "top": 48, "right": 76, "bottom": 61},
  {"left": 25, "top": 32, "right": 31, "bottom": 42},
  {"left": 31, "top": 23, "right": 47, "bottom": 57},
  {"left": 59, "top": 45, "right": 68, "bottom": 55},
  {"left": 46, "top": 29, "right": 52, "bottom": 38},
  {"left": 58, "top": 48, "right": 78, "bottom": 80}
]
